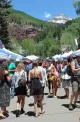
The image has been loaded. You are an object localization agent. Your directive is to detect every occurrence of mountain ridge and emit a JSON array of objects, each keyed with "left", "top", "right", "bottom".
[
  {"left": 7, "top": 8, "right": 80, "bottom": 56},
  {"left": 49, "top": 14, "right": 73, "bottom": 24}
]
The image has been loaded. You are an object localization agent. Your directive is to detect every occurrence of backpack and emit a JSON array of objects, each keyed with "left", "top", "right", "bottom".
[
  {"left": 66, "top": 65, "right": 72, "bottom": 76},
  {"left": 17, "top": 71, "right": 26, "bottom": 86}
]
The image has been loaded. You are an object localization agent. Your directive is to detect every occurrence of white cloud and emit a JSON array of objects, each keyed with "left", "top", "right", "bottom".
[{"left": 44, "top": 11, "right": 52, "bottom": 19}]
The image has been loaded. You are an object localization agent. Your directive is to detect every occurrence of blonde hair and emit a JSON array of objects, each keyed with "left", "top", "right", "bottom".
[{"left": 16, "top": 63, "right": 24, "bottom": 72}]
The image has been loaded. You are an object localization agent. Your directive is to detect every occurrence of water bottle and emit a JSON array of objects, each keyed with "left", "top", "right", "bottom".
[{"left": 27, "top": 88, "right": 30, "bottom": 97}]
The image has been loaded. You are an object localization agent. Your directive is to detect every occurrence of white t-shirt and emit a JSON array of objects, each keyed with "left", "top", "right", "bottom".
[{"left": 38, "top": 66, "right": 47, "bottom": 87}]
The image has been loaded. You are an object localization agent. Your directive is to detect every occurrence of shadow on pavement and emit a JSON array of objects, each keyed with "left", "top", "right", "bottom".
[
  {"left": 29, "top": 103, "right": 34, "bottom": 107},
  {"left": 62, "top": 104, "right": 78, "bottom": 110},
  {"left": 11, "top": 110, "right": 17, "bottom": 115},
  {"left": 47, "top": 95, "right": 53, "bottom": 98},
  {"left": 44, "top": 93, "right": 48, "bottom": 95},
  {"left": 57, "top": 95, "right": 67, "bottom": 99},
  {"left": 77, "top": 101, "right": 80, "bottom": 104},
  {"left": 25, "top": 111, "right": 35, "bottom": 117},
  {"left": 62, "top": 104, "right": 69, "bottom": 108}
]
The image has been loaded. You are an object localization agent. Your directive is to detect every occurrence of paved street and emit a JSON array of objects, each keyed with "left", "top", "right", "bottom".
[{"left": 1, "top": 87, "right": 80, "bottom": 122}]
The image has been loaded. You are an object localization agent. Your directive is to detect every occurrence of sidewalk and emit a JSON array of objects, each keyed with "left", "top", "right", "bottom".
[{"left": 1, "top": 87, "right": 80, "bottom": 122}]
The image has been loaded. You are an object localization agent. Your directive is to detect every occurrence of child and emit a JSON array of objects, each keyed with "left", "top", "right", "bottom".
[{"left": 47, "top": 69, "right": 54, "bottom": 96}]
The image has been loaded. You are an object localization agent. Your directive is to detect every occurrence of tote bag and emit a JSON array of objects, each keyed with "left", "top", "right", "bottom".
[{"left": 61, "top": 73, "right": 71, "bottom": 80}]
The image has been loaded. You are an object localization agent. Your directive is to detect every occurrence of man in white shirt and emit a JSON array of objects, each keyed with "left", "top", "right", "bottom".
[{"left": 38, "top": 60, "right": 47, "bottom": 104}]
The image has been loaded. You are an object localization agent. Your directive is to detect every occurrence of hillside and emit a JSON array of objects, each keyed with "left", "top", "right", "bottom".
[
  {"left": 8, "top": 8, "right": 56, "bottom": 40},
  {"left": 8, "top": 8, "right": 80, "bottom": 57},
  {"left": 8, "top": 8, "right": 45, "bottom": 40},
  {"left": 60, "top": 17, "right": 80, "bottom": 51},
  {"left": 9, "top": 8, "right": 47, "bottom": 25}
]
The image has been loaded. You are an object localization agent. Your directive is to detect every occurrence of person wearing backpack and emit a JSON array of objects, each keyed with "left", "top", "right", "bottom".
[
  {"left": 14, "top": 63, "right": 27, "bottom": 117},
  {"left": 61, "top": 58, "right": 71, "bottom": 99}
]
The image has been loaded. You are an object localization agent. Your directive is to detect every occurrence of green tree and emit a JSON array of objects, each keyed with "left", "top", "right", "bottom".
[
  {"left": 21, "top": 38, "right": 36, "bottom": 56},
  {"left": 35, "top": 38, "right": 60, "bottom": 58},
  {"left": 0, "top": 0, "right": 12, "bottom": 48},
  {"left": 35, "top": 43, "right": 44, "bottom": 57}
]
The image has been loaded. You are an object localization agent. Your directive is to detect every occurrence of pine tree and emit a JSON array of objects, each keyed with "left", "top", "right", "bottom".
[
  {"left": 0, "top": 0, "right": 12, "bottom": 48},
  {"left": 73, "top": 0, "right": 80, "bottom": 15}
]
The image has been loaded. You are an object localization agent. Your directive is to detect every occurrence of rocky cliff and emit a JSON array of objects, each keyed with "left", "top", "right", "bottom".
[{"left": 8, "top": 23, "right": 39, "bottom": 40}]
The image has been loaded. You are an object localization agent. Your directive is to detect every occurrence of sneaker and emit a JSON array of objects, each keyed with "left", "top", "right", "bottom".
[{"left": 69, "top": 104, "right": 73, "bottom": 110}]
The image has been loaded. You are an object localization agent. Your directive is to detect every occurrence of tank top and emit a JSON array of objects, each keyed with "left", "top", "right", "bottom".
[
  {"left": 72, "top": 59, "right": 80, "bottom": 78},
  {"left": 71, "top": 59, "right": 80, "bottom": 84}
]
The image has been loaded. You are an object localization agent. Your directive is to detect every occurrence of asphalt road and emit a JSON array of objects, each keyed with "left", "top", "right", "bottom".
[{"left": 1, "top": 87, "right": 80, "bottom": 122}]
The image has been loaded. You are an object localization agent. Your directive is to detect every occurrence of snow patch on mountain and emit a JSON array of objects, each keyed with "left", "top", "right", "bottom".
[{"left": 49, "top": 14, "right": 73, "bottom": 24}]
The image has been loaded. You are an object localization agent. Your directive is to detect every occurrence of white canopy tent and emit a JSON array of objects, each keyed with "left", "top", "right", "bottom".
[
  {"left": 26, "top": 55, "right": 39, "bottom": 61},
  {"left": 61, "top": 51, "right": 73, "bottom": 58},
  {"left": 52, "top": 54, "right": 62, "bottom": 61},
  {"left": 52, "top": 51, "right": 73, "bottom": 61},
  {"left": 74, "top": 49, "right": 80, "bottom": 54}
]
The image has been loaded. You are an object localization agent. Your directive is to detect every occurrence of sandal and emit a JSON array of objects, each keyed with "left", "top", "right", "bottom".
[
  {"left": 35, "top": 113, "right": 40, "bottom": 118},
  {"left": 40, "top": 110, "right": 45, "bottom": 114},
  {"left": 5, "top": 110, "right": 9, "bottom": 114},
  {"left": 0, "top": 114, "right": 6, "bottom": 119},
  {"left": 3, "top": 110, "right": 9, "bottom": 114}
]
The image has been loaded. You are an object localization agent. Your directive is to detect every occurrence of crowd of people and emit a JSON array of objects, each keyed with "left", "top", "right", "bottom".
[{"left": 0, "top": 53, "right": 80, "bottom": 119}]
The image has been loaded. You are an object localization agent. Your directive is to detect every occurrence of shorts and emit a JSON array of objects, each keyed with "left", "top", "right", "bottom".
[
  {"left": 72, "top": 81, "right": 78, "bottom": 92},
  {"left": 62, "top": 79, "right": 70, "bottom": 88}
]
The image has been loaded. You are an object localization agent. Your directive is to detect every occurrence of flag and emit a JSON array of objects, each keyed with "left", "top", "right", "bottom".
[{"left": 75, "top": 39, "right": 78, "bottom": 46}]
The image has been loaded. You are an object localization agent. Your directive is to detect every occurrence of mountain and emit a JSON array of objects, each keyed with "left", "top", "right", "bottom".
[
  {"left": 6, "top": 8, "right": 80, "bottom": 57},
  {"left": 49, "top": 14, "right": 73, "bottom": 24},
  {"left": 8, "top": 8, "right": 61, "bottom": 56},
  {"left": 8, "top": 8, "right": 46, "bottom": 40}
]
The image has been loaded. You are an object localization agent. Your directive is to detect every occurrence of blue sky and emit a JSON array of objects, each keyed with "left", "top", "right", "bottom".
[{"left": 12, "top": 0, "right": 77, "bottom": 20}]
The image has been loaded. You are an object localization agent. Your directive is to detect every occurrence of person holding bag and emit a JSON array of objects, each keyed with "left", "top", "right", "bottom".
[
  {"left": 61, "top": 58, "right": 71, "bottom": 99},
  {"left": 14, "top": 63, "right": 27, "bottom": 117}
]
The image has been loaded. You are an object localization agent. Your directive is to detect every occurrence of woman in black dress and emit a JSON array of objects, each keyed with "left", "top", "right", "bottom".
[
  {"left": 14, "top": 63, "right": 27, "bottom": 117},
  {"left": 28, "top": 62, "right": 45, "bottom": 117},
  {"left": 0, "top": 66, "right": 11, "bottom": 119}
]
